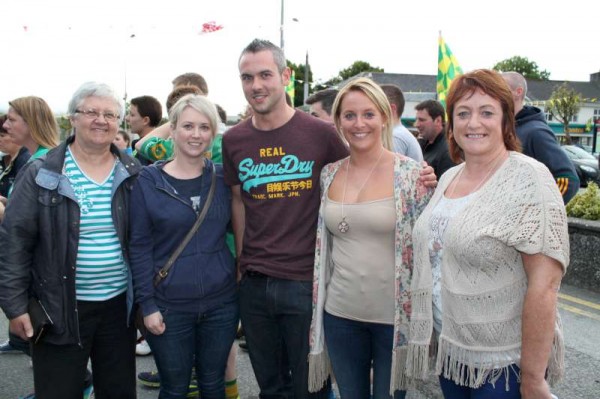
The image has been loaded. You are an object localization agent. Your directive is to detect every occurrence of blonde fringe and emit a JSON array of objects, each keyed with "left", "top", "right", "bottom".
[{"left": 308, "top": 352, "right": 331, "bottom": 393}]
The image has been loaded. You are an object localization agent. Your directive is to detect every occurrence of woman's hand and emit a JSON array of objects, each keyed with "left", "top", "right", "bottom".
[
  {"left": 144, "top": 311, "right": 166, "bottom": 335},
  {"left": 418, "top": 161, "right": 437, "bottom": 188}
]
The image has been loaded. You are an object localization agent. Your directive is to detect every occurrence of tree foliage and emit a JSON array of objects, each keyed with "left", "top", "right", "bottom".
[
  {"left": 314, "top": 61, "right": 384, "bottom": 91},
  {"left": 492, "top": 56, "right": 550, "bottom": 80},
  {"left": 546, "top": 82, "right": 581, "bottom": 144},
  {"left": 287, "top": 60, "right": 312, "bottom": 107}
]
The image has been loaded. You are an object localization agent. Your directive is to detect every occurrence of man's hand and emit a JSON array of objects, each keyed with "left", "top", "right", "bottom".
[
  {"left": 419, "top": 161, "right": 437, "bottom": 188},
  {"left": 9, "top": 314, "right": 33, "bottom": 341},
  {"left": 144, "top": 311, "right": 166, "bottom": 335}
]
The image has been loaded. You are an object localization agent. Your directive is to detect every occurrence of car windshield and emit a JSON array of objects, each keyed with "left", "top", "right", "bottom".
[{"left": 563, "top": 145, "right": 596, "bottom": 160}]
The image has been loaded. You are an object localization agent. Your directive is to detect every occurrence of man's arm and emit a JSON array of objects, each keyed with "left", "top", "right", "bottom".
[
  {"left": 231, "top": 185, "right": 245, "bottom": 281},
  {"left": 520, "top": 252, "right": 563, "bottom": 399},
  {"left": 134, "top": 123, "right": 171, "bottom": 152},
  {"left": 527, "top": 128, "right": 579, "bottom": 204}
]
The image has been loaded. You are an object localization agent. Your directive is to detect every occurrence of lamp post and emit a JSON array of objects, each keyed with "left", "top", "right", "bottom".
[
  {"left": 291, "top": 18, "right": 310, "bottom": 105},
  {"left": 280, "top": 0, "right": 285, "bottom": 53}
]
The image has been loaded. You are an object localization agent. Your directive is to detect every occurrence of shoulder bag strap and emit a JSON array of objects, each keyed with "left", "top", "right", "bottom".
[{"left": 154, "top": 162, "right": 217, "bottom": 287}]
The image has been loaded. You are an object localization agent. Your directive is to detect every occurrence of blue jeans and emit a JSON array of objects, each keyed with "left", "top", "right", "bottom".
[
  {"left": 324, "top": 311, "right": 406, "bottom": 399},
  {"left": 439, "top": 365, "right": 521, "bottom": 399},
  {"left": 146, "top": 299, "right": 239, "bottom": 399},
  {"left": 239, "top": 273, "right": 330, "bottom": 399}
]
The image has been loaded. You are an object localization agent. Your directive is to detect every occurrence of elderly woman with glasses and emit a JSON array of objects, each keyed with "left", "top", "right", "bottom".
[{"left": 0, "top": 82, "right": 142, "bottom": 398}]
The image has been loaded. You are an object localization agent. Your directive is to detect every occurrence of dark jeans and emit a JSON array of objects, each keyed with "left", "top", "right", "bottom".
[
  {"left": 438, "top": 365, "right": 521, "bottom": 399},
  {"left": 145, "top": 299, "right": 239, "bottom": 399},
  {"left": 323, "top": 311, "right": 406, "bottom": 399},
  {"left": 31, "top": 293, "right": 136, "bottom": 399},
  {"left": 240, "top": 273, "right": 330, "bottom": 399}
]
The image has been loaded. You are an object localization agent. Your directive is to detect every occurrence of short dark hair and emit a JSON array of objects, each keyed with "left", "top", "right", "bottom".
[
  {"left": 380, "top": 84, "right": 405, "bottom": 118},
  {"left": 305, "top": 89, "right": 338, "bottom": 116},
  {"left": 172, "top": 73, "right": 209, "bottom": 95},
  {"left": 166, "top": 86, "right": 202, "bottom": 113},
  {"left": 240, "top": 39, "right": 286, "bottom": 73},
  {"left": 415, "top": 99, "right": 445, "bottom": 125},
  {"left": 130, "top": 96, "right": 163, "bottom": 127},
  {"left": 215, "top": 104, "right": 227, "bottom": 124}
]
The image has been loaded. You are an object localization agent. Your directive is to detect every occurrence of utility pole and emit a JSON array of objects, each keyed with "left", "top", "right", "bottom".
[
  {"left": 280, "top": 0, "right": 285, "bottom": 53},
  {"left": 303, "top": 51, "right": 309, "bottom": 105}
]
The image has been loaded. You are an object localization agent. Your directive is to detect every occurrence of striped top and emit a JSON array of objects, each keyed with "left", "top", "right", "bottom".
[{"left": 64, "top": 147, "right": 128, "bottom": 301}]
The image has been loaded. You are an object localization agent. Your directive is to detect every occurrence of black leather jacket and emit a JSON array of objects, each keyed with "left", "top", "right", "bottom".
[{"left": 0, "top": 136, "right": 141, "bottom": 346}]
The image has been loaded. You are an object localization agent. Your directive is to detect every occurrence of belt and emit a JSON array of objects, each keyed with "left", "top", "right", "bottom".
[{"left": 245, "top": 270, "right": 269, "bottom": 278}]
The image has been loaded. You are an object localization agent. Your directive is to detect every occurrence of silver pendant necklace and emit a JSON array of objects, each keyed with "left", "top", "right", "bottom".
[{"left": 338, "top": 148, "right": 385, "bottom": 233}]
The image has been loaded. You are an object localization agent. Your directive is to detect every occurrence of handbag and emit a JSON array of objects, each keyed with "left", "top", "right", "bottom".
[
  {"left": 136, "top": 162, "right": 217, "bottom": 333},
  {"left": 28, "top": 297, "right": 53, "bottom": 344}
]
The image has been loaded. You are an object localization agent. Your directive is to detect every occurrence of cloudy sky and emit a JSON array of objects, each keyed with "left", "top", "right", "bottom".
[{"left": 1, "top": 0, "right": 598, "bottom": 117}]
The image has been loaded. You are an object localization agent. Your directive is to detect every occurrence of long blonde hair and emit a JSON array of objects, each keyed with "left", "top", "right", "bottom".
[{"left": 9, "top": 96, "right": 59, "bottom": 149}]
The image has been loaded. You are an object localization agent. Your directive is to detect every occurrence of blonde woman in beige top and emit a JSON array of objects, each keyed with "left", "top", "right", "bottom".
[{"left": 407, "top": 70, "right": 569, "bottom": 399}]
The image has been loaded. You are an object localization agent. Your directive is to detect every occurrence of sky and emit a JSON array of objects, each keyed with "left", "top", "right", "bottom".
[{"left": 2, "top": 0, "right": 599, "bottom": 118}]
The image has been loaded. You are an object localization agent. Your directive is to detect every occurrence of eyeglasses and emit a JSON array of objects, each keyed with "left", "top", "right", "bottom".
[{"left": 75, "top": 109, "right": 120, "bottom": 122}]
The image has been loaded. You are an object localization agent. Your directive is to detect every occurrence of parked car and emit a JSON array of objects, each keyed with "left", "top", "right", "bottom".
[{"left": 561, "top": 145, "right": 600, "bottom": 187}]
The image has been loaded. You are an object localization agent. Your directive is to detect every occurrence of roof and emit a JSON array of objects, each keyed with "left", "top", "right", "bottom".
[
  {"left": 525, "top": 79, "right": 600, "bottom": 102},
  {"left": 341, "top": 72, "right": 600, "bottom": 102}
]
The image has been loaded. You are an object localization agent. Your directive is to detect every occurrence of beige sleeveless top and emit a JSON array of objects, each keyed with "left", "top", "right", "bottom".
[{"left": 323, "top": 196, "right": 396, "bottom": 324}]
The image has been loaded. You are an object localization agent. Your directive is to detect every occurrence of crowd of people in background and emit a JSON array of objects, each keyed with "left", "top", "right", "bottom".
[{"left": 0, "top": 38, "right": 571, "bottom": 399}]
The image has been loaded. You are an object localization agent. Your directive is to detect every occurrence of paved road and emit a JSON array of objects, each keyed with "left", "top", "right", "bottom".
[{"left": 1, "top": 283, "right": 599, "bottom": 398}]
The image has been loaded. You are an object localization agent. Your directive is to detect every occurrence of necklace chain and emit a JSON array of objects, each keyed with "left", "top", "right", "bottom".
[
  {"left": 448, "top": 151, "right": 507, "bottom": 198},
  {"left": 338, "top": 148, "right": 385, "bottom": 233}
]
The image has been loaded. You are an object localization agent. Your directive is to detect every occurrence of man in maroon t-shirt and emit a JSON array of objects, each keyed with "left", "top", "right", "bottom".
[{"left": 223, "top": 39, "right": 347, "bottom": 398}]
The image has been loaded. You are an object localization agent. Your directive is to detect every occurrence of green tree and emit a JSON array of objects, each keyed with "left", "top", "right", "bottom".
[
  {"left": 56, "top": 115, "right": 72, "bottom": 140},
  {"left": 546, "top": 82, "right": 581, "bottom": 145},
  {"left": 492, "top": 56, "right": 550, "bottom": 80},
  {"left": 287, "top": 60, "right": 312, "bottom": 107},
  {"left": 313, "top": 61, "right": 384, "bottom": 92}
]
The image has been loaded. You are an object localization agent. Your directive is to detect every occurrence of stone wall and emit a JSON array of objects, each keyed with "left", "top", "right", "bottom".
[{"left": 565, "top": 217, "right": 600, "bottom": 293}]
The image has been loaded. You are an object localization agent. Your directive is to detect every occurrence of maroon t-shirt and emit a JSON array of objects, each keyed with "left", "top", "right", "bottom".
[{"left": 222, "top": 111, "right": 348, "bottom": 280}]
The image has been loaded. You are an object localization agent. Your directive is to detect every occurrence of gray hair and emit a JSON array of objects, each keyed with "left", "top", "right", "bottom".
[
  {"left": 68, "top": 82, "right": 124, "bottom": 123},
  {"left": 169, "top": 94, "right": 218, "bottom": 140},
  {"left": 239, "top": 39, "right": 286, "bottom": 73}
]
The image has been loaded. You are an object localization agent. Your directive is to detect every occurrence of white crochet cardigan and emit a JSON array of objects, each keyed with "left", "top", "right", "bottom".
[{"left": 406, "top": 152, "right": 569, "bottom": 388}]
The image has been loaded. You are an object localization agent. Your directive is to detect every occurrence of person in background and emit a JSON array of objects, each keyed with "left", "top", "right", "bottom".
[
  {"left": 407, "top": 69, "right": 569, "bottom": 399},
  {"left": 306, "top": 89, "right": 338, "bottom": 124},
  {"left": 380, "top": 84, "right": 423, "bottom": 162},
  {"left": 414, "top": 99, "right": 456, "bottom": 179},
  {"left": 113, "top": 129, "right": 132, "bottom": 155},
  {"left": 172, "top": 72, "right": 209, "bottom": 95},
  {"left": 129, "top": 94, "right": 238, "bottom": 399},
  {"left": 0, "top": 115, "right": 30, "bottom": 222},
  {"left": 3, "top": 96, "right": 59, "bottom": 164},
  {"left": 0, "top": 82, "right": 140, "bottom": 398},
  {"left": 502, "top": 71, "right": 579, "bottom": 203},
  {"left": 126, "top": 95, "right": 163, "bottom": 165},
  {"left": 308, "top": 78, "right": 432, "bottom": 398}
]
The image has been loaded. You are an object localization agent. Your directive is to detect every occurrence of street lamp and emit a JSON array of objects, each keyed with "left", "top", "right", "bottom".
[{"left": 291, "top": 18, "right": 310, "bottom": 105}]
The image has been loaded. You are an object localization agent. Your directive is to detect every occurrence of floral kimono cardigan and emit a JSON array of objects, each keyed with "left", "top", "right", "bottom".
[{"left": 308, "top": 154, "right": 432, "bottom": 394}]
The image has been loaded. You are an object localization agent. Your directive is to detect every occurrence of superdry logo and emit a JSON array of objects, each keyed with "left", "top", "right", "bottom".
[{"left": 238, "top": 155, "right": 315, "bottom": 193}]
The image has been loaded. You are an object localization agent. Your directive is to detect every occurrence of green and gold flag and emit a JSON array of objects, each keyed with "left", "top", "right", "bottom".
[{"left": 437, "top": 33, "right": 463, "bottom": 109}]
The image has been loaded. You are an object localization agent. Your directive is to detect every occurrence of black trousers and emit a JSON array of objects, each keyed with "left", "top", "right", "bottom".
[{"left": 31, "top": 293, "right": 136, "bottom": 399}]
